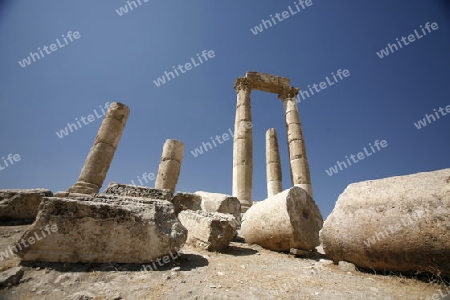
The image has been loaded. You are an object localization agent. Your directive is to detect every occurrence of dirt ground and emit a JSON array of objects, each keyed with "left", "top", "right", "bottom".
[{"left": 0, "top": 224, "right": 449, "bottom": 300}]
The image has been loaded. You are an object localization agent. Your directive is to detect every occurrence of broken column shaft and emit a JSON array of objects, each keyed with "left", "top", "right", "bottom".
[
  {"left": 266, "top": 128, "right": 282, "bottom": 197},
  {"left": 155, "top": 139, "right": 184, "bottom": 192},
  {"left": 68, "top": 102, "right": 130, "bottom": 195}
]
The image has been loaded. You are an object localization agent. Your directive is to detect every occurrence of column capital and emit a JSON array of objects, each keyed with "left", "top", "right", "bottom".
[
  {"left": 278, "top": 86, "right": 299, "bottom": 100},
  {"left": 234, "top": 77, "right": 252, "bottom": 93}
]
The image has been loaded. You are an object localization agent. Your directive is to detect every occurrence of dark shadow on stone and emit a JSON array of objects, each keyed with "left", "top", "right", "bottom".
[
  {"left": 220, "top": 245, "right": 258, "bottom": 256},
  {"left": 177, "top": 254, "right": 209, "bottom": 271},
  {"left": 19, "top": 253, "right": 209, "bottom": 273},
  {"left": 0, "top": 220, "right": 34, "bottom": 226}
]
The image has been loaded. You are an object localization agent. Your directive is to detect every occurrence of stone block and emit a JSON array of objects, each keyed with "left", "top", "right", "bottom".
[
  {"left": 103, "top": 183, "right": 172, "bottom": 201},
  {"left": 15, "top": 196, "right": 187, "bottom": 263},
  {"left": 178, "top": 210, "right": 238, "bottom": 251},
  {"left": 171, "top": 192, "right": 202, "bottom": 215},
  {"left": 320, "top": 168, "right": 450, "bottom": 276},
  {"left": 0, "top": 189, "right": 53, "bottom": 221},
  {"left": 241, "top": 186, "right": 323, "bottom": 251}
]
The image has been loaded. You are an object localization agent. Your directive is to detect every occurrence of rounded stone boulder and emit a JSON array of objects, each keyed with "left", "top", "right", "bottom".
[
  {"left": 241, "top": 186, "right": 323, "bottom": 251},
  {"left": 320, "top": 168, "right": 450, "bottom": 275}
]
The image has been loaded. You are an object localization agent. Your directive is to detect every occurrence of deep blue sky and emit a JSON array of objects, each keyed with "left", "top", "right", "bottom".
[{"left": 1, "top": 0, "right": 449, "bottom": 218}]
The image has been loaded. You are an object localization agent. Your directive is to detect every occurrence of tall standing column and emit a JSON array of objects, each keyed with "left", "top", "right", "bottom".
[
  {"left": 155, "top": 139, "right": 184, "bottom": 192},
  {"left": 68, "top": 102, "right": 130, "bottom": 195},
  {"left": 266, "top": 128, "right": 282, "bottom": 197},
  {"left": 232, "top": 77, "right": 253, "bottom": 212},
  {"left": 279, "top": 88, "right": 313, "bottom": 197}
]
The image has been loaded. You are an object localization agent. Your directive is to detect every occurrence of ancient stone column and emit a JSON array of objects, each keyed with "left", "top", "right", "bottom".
[
  {"left": 266, "top": 128, "right": 282, "bottom": 197},
  {"left": 232, "top": 77, "right": 253, "bottom": 212},
  {"left": 68, "top": 102, "right": 130, "bottom": 195},
  {"left": 155, "top": 139, "right": 184, "bottom": 192},
  {"left": 279, "top": 88, "right": 313, "bottom": 197}
]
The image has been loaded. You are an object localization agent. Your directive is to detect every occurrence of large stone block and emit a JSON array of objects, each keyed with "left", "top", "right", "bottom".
[
  {"left": 178, "top": 210, "right": 238, "bottom": 251},
  {"left": 195, "top": 191, "right": 241, "bottom": 223},
  {"left": 320, "top": 168, "right": 450, "bottom": 275},
  {"left": 0, "top": 189, "right": 53, "bottom": 221},
  {"left": 241, "top": 186, "right": 323, "bottom": 251},
  {"left": 15, "top": 195, "right": 187, "bottom": 263},
  {"left": 171, "top": 192, "right": 202, "bottom": 215},
  {"left": 245, "top": 72, "right": 290, "bottom": 94},
  {"left": 103, "top": 182, "right": 172, "bottom": 201}
]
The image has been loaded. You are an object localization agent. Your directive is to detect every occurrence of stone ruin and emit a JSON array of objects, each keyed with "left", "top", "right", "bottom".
[
  {"left": 232, "top": 72, "right": 313, "bottom": 212},
  {"left": 1, "top": 71, "right": 449, "bottom": 280}
]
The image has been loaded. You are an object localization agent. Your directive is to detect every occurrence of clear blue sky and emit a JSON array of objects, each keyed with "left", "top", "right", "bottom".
[{"left": 1, "top": 0, "right": 449, "bottom": 218}]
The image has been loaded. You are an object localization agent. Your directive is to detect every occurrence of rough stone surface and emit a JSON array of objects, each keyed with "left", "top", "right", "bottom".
[
  {"left": 244, "top": 71, "right": 290, "bottom": 94},
  {"left": 178, "top": 210, "right": 238, "bottom": 251},
  {"left": 103, "top": 182, "right": 172, "bottom": 201},
  {"left": 0, "top": 267, "right": 24, "bottom": 287},
  {"left": 0, "top": 189, "right": 53, "bottom": 221},
  {"left": 171, "top": 192, "right": 202, "bottom": 215},
  {"left": 241, "top": 186, "right": 323, "bottom": 251},
  {"left": 15, "top": 195, "right": 187, "bottom": 263},
  {"left": 338, "top": 261, "right": 357, "bottom": 272},
  {"left": 195, "top": 191, "right": 241, "bottom": 223},
  {"left": 320, "top": 168, "right": 450, "bottom": 276}
]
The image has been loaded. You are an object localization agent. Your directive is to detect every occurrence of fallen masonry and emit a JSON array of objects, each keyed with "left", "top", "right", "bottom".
[
  {"left": 15, "top": 195, "right": 187, "bottom": 263},
  {"left": 0, "top": 189, "right": 53, "bottom": 222},
  {"left": 178, "top": 210, "right": 239, "bottom": 251},
  {"left": 241, "top": 186, "right": 323, "bottom": 251}
]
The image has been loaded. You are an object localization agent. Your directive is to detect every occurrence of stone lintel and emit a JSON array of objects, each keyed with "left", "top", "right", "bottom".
[{"left": 245, "top": 71, "right": 291, "bottom": 94}]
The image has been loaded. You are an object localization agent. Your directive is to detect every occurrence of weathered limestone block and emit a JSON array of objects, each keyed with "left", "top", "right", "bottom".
[
  {"left": 245, "top": 71, "right": 290, "bottom": 94},
  {"left": 155, "top": 139, "right": 184, "bottom": 192},
  {"left": 171, "top": 192, "right": 202, "bottom": 215},
  {"left": 15, "top": 196, "right": 187, "bottom": 263},
  {"left": 241, "top": 186, "right": 323, "bottom": 251},
  {"left": 103, "top": 182, "right": 172, "bottom": 201},
  {"left": 0, "top": 189, "right": 53, "bottom": 221},
  {"left": 195, "top": 191, "right": 241, "bottom": 223},
  {"left": 178, "top": 210, "right": 238, "bottom": 251},
  {"left": 320, "top": 168, "right": 450, "bottom": 276}
]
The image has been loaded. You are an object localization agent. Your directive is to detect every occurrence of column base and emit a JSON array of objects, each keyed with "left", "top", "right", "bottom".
[
  {"left": 239, "top": 199, "right": 253, "bottom": 213},
  {"left": 68, "top": 181, "right": 100, "bottom": 195}
]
